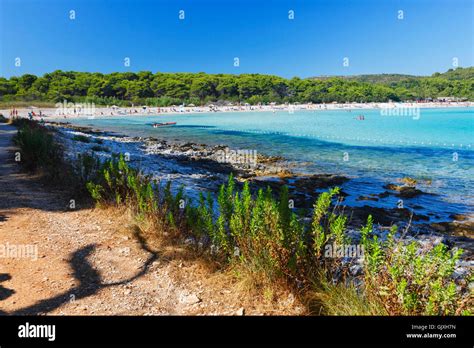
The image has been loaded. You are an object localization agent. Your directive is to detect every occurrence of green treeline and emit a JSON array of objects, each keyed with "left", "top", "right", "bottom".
[{"left": 1, "top": 67, "right": 473, "bottom": 106}]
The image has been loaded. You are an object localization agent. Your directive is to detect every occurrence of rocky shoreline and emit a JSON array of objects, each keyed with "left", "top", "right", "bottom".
[{"left": 47, "top": 121, "right": 474, "bottom": 261}]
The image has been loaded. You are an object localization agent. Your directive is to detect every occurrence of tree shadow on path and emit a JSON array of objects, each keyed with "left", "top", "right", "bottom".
[{"left": 5, "top": 228, "right": 158, "bottom": 315}]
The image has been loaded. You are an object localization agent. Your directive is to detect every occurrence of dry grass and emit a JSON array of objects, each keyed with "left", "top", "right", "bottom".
[
  {"left": 306, "top": 275, "right": 387, "bottom": 316},
  {"left": 102, "top": 203, "right": 305, "bottom": 315}
]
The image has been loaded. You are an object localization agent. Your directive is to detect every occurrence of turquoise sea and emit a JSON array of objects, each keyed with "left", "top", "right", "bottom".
[{"left": 66, "top": 107, "right": 474, "bottom": 221}]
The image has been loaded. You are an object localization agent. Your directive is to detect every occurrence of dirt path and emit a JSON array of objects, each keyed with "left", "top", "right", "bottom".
[{"left": 0, "top": 123, "right": 301, "bottom": 315}]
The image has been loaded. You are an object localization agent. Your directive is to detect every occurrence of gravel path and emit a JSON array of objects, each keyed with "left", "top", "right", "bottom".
[{"left": 0, "top": 123, "right": 301, "bottom": 315}]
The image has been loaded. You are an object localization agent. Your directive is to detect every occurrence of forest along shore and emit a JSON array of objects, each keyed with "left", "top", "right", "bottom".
[
  {"left": 0, "top": 122, "right": 303, "bottom": 315},
  {"left": 48, "top": 121, "right": 474, "bottom": 263}
]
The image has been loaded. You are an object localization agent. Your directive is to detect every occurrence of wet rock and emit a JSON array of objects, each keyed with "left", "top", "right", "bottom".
[
  {"left": 431, "top": 223, "right": 448, "bottom": 233},
  {"left": 384, "top": 183, "right": 402, "bottom": 191},
  {"left": 291, "top": 174, "right": 349, "bottom": 191},
  {"left": 449, "top": 214, "right": 468, "bottom": 221},
  {"left": 396, "top": 186, "right": 423, "bottom": 198},
  {"left": 377, "top": 191, "right": 390, "bottom": 198},
  {"left": 357, "top": 195, "right": 378, "bottom": 202},
  {"left": 256, "top": 154, "right": 284, "bottom": 164},
  {"left": 430, "top": 220, "right": 474, "bottom": 238},
  {"left": 384, "top": 183, "right": 423, "bottom": 197},
  {"left": 399, "top": 177, "right": 418, "bottom": 187},
  {"left": 349, "top": 205, "right": 429, "bottom": 226}
]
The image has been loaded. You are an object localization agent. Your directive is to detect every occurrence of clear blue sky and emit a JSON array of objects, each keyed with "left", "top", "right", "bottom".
[{"left": 0, "top": 0, "right": 473, "bottom": 78}]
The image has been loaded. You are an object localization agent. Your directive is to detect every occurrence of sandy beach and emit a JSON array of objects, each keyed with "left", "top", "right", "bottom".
[{"left": 1, "top": 101, "right": 473, "bottom": 120}]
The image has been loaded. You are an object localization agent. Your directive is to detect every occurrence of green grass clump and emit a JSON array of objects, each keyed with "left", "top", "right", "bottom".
[
  {"left": 81, "top": 153, "right": 156, "bottom": 216},
  {"left": 13, "top": 119, "right": 63, "bottom": 173}
]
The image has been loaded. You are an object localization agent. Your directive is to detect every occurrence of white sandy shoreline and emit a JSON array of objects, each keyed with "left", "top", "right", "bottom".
[{"left": 1, "top": 101, "right": 472, "bottom": 120}]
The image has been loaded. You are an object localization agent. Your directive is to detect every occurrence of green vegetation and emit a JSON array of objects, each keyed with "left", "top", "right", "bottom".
[
  {"left": 1, "top": 67, "right": 473, "bottom": 106},
  {"left": 13, "top": 118, "right": 63, "bottom": 174},
  {"left": 360, "top": 218, "right": 470, "bottom": 315},
  {"left": 78, "top": 154, "right": 472, "bottom": 315},
  {"left": 314, "top": 66, "right": 474, "bottom": 85},
  {"left": 12, "top": 119, "right": 472, "bottom": 315}
]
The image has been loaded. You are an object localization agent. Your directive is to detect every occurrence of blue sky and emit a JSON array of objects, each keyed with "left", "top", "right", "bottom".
[{"left": 0, "top": 0, "right": 473, "bottom": 78}]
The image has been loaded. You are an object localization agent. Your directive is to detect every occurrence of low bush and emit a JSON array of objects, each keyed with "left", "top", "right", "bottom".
[
  {"left": 360, "top": 218, "right": 471, "bottom": 315},
  {"left": 13, "top": 119, "right": 63, "bottom": 174},
  {"left": 79, "top": 155, "right": 472, "bottom": 315}
]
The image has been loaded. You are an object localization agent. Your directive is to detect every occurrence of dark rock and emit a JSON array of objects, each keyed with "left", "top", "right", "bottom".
[
  {"left": 357, "top": 195, "right": 379, "bottom": 202},
  {"left": 377, "top": 191, "right": 390, "bottom": 198},
  {"left": 396, "top": 186, "right": 423, "bottom": 198}
]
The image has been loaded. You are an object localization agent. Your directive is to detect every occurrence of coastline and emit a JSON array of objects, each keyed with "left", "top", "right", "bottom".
[
  {"left": 46, "top": 121, "right": 474, "bottom": 263},
  {"left": 1, "top": 112, "right": 472, "bottom": 317},
  {"left": 1, "top": 101, "right": 473, "bottom": 120}
]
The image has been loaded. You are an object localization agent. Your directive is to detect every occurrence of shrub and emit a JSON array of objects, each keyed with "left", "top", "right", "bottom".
[
  {"left": 360, "top": 216, "right": 472, "bottom": 315},
  {"left": 13, "top": 120, "right": 62, "bottom": 173},
  {"left": 77, "top": 150, "right": 472, "bottom": 316}
]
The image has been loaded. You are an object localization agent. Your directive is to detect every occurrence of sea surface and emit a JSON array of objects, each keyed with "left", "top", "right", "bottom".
[{"left": 66, "top": 107, "right": 474, "bottom": 222}]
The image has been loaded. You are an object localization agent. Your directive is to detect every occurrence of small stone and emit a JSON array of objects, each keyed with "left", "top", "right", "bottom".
[
  {"left": 180, "top": 293, "right": 201, "bottom": 305},
  {"left": 236, "top": 307, "right": 245, "bottom": 316}
]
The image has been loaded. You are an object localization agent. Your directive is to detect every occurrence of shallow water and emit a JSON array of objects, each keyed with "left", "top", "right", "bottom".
[{"left": 65, "top": 107, "right": 474, "bottom": 221}]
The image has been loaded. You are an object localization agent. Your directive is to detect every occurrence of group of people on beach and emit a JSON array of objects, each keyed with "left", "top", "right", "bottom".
[{"left": 9, "top": 107, "right": 45, "bottom": 123}]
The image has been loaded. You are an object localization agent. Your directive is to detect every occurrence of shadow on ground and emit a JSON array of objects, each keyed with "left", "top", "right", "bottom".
[{"left": 2, "top": 227, "right": 159, "bottom": 315}]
